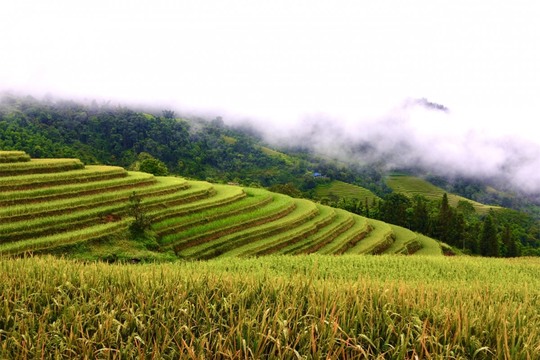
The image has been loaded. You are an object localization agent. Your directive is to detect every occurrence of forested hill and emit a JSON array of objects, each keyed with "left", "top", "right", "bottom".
[{"left": 0, "top": 95, "right": 388, "bottom": 194}]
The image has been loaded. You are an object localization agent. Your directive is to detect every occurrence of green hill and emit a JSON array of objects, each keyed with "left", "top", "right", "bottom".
[
  {"left": 386, "top": 174, "right": 500, "bottom": 214},
  {"left": 0, "top": 152, "right": 440, "bottom": 260}
]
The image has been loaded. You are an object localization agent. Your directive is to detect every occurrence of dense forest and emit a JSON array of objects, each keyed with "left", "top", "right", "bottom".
[
  {"left": 0, "top": 95, "right": 389, "bottom": 194},
  {"left": 0, "top": 94, "right": 538, "bottom": 256}
]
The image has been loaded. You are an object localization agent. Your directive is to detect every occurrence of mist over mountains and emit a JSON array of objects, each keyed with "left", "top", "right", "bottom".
[
  {"left": 242, "top": 98, "right": 540, "bottom": 196},
  {"left": 2, "top": 1, "right": 539, "bottom": 201}
]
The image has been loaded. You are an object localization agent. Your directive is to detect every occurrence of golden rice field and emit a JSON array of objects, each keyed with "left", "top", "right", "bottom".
[{"left": 0, "top": 255, "right": 538, "bottom": 359}]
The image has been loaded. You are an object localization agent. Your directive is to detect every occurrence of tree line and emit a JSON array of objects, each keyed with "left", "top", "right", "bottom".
[{"left": 323, "top": 192, "right": 538, "bottom": 257}]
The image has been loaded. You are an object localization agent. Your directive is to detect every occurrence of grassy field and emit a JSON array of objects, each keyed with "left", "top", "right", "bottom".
[
  {"left": 315, "top": 180, "right": 381, "bottom": 203},
  {"left": 386, "top": 174, "right": 500, "bottom": 214},
  {"left": 0, "top": 255, "right": 538, "bottom": 359}
]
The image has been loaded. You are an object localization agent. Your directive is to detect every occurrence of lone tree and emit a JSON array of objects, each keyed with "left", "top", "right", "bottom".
[
  {"left": 128, "top": 192, "right": 150, "bottom": 236},
  {"left": 162, "top": 109, "right": 176, "bottom": 119},
  {"left": 134, "top": 152, "right": 169, "bottom": 176}
]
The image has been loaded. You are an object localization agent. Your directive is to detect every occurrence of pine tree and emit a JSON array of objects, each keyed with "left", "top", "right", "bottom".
[
  {"left": 436, "top": 193, "right": 452, "bottom": 244},
  {"left": 412, "top": 195, "right": 429, "bottom": 233},
  {"left": 502, "top": 225, "right": 519, "bottom": 257},
  {"left": 364, "top": 198, "right": 370, "bottom": 218},
  {"left": 479, "top": 210, "right": 499, "bottom": 257},
  {"left": 449, "top": 212, "right": 465, "bottom": 249}
]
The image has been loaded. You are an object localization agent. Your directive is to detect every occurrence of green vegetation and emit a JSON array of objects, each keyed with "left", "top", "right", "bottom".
[
  {"left": 1, "top": 255, "right": 539, "bottom": 358},
  {"left": 315, "top": 179, "right": 380, "bottom": 204},
  {"left": 386, "top": 174, "right": 498, "bottom": 214},
  {"left": 0, "top": 98, "right": 539, "bottom": 358},
  {"left": 415, "top": 234, "right": 445, "bottom": 255},
  {"left": 379, "top": 175, "right": 540, "bottom": 256},
  {"left": 0, "top": 150, "right": 30, "bottom": 162},
  {"left": 0, "top": 158, "right": 84, "bottom": 175},
  {"left": 1, "top": 95, "right": 536, "bottom": 256},
  {"left": 0, "top": 95, "right": 388, "bottom": 196},
  {"left": 0, "top": 152, "right": 440, "bottom": 260},
  {"left": 260, "top": 145, "right": 295, "bottom": 165}
]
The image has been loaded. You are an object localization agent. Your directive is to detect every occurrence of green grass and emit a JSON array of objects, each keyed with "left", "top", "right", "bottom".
[
  {"left": 315, "top": 180, "right": 380, "bottom": 203},
  {"left": 150, "top": 184, "right": 245, "bottom": 220},
  {"left": 0, "top": 255, "right": 538, "bottom": 359},
  {"left": 176, "top": 198, "right": 318, "bottom": 259},
  {"left": 0, "top": 220, "right": 130, "bottom": 255},
  {"left": 151, "top": 187, "right": 264, "bottom": 233},
  {"left": 0, "top": 173, "right": 167, "bottom": 221},
  {"left": 386, "top": 174, "right": 500, "bottom": 214},
  {"left": 161, "top": 193, "right": 296, "bottom": 250},
  {"left": 231, "top": 204, "right": 336, "bottom": 257}
]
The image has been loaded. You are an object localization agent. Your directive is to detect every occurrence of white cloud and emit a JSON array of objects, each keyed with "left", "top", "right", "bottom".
[{"left": 1, "top": 0, "right": 539, "bottom": 190}]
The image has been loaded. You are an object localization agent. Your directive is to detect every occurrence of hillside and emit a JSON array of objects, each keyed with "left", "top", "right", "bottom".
[
  {"left": 314, "top": 180, "right": 381, "bottom": 204},
  {"left": 0, "top": 96, "right": 538, "bottom": 256},
  {"left": 0, "top": 95, "right": 389, "bottom": 196},
  {"left": 386, "top": 174, "right": 500, "bottom": 214},
  {"left": 0, "top": 151, "right": 440, "bottom": 260}
]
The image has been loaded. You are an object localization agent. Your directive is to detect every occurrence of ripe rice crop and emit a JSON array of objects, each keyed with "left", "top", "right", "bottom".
[
  {"left": 317, "top": 215, "right": 370, "bottom": 255},
  {"left": 281, "top": 208, "right": 354, "bottom": 255},
  {"left": 0, "top": 174, "right": 185, "bottom": 221},
  {"left": 0, "top": 158, "right": 84, "bottom": 175},
  {"left": 0, "top": 150, "right": 31, "bottom": 163},
  {"left": 0, "top": 166, "right": 127, "bottom": 191},
  {"left": 415, "top": 234, "right": 443, "bottom": 255},
  {"left": 151, "top": 187, "right": 264, "bottom": 233},
  {"left": 0, "top": 255, "right": 538, "bottom": 359},
  {"left": 349, "top": 219, "right": 394, "bottom": 254},
  {"left": 0, "top": 170, "right": 161, "bottom": 204}
]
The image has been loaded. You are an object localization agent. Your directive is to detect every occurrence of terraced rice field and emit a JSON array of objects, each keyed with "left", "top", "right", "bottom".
[
  {"left": 386, "top": 174, "right": 499, "bottom": 214},
  {"left": 0, "top": 152, "right": 441, "bottom": 258},
  {"left": 315, "top": 180, "right": 380, "bottom": 203}
]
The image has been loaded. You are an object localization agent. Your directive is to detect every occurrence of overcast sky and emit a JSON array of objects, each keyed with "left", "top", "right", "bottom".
[{"left": 1, "top": 1, "right": 540, "bottom": 190}]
